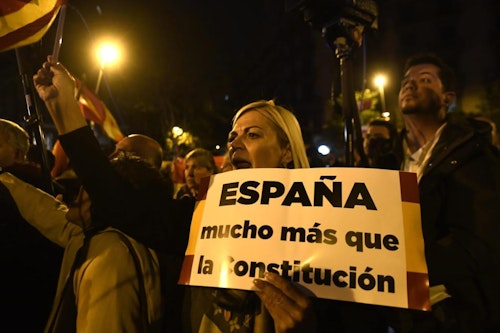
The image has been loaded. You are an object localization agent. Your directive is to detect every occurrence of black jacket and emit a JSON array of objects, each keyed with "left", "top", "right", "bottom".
[
  {"left": 59, "top": 127, "right": 195, "bottom": 332},
  {"left": 398, "top": 113, "right": 500, "bottom": 332}
]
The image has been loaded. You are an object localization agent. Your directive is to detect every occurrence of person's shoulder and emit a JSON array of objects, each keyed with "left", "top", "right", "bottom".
[
  {"left": 174, "top": 185, "right": 189, "bottom": 199},
  {"left": 84, "top": 229, "right": 147, "bottom": 271},
  {"left": 444, "top": 112, "right": 495, "bottom": 143},
  {"left": 446, "top": 112, "right": 490, "bottom": 132},
  {"left": 88, "top": 229, "right": 137, "bottom": 255},
  {"left": 467, "top": 116, "right": 494, "bottom": 135}
]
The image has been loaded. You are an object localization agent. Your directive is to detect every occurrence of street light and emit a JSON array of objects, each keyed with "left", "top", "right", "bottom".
[
  {"left": 317, "top": 144, "right": 331, "bottom": 156},
  {"left": 374, "top": 74, "right": 388, "bottom": 117},
  {"left": 95, "top": 41, "right": 121, "bottom": 93},
  {"left": 172, "top": 126, "right": 184, "bottom": 138},
  {"left": 171, "top": 126, "right": 185, "bottom": 159}
]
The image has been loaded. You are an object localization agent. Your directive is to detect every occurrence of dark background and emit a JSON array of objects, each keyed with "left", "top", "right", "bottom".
[{"left": 1, "top": 0, "right": 499, "bottom": 159}]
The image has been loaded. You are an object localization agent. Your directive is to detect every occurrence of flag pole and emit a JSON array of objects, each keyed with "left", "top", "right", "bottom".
[
  {"left": 12, "top": 4, "right": 68, "bottom": 194},
  {"left": 15, "top": 47, "right": 55, "bottom": 194},
  {"left": 51, "top": 4, "right": 67, "bottom": 63}
]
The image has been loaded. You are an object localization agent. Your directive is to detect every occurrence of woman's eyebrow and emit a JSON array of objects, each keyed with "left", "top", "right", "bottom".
[{"left": 244, "top": 125, "right": 263, "bottom": 131}]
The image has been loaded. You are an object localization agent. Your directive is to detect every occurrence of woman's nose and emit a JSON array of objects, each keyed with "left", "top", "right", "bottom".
[{"left": 230, "top": 134, "right": 244, "bottom": 150}]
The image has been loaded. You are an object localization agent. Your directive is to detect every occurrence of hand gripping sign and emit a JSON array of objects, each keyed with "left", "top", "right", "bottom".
[{"left": 179, "top": 167, "right": 430, "bottom": 311}]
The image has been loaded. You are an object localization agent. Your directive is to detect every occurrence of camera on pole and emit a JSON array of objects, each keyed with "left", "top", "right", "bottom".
[{"left": 287, "top": 0, "right": 378, "bottom": 167}]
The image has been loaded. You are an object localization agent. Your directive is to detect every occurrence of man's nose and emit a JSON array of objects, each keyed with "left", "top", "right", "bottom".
[{"left": 402, "top": 79, "right": 417, "bottom": 93}]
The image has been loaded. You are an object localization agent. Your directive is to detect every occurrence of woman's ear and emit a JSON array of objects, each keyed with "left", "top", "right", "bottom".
[{"left": 281, "top": 144, "right": 293, "bottom": 166}]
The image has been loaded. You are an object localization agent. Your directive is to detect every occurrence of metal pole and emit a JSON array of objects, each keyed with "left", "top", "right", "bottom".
[
  {"left": 95, "top": 64, "right": 104, "bottom": 94},
  {"left": 334, "top": 37, "right": 368, "bottom": 167},
  {"left": 15, "top": 47, "right": 55, "bottom": 194},
  {"left": 379, "top": 84, "right": 386, "bottom": 114}
]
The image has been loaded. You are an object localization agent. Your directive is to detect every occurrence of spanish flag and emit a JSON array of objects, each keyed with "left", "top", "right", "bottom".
[
  {"left": 51, "top": 80, "right": 125, "bottom": 177},
  {"left": 0, "top": 0, "right": 66, "bottom": 53},
  {"left": 76, "top": 80, "right": 125, "bottom": 143}
]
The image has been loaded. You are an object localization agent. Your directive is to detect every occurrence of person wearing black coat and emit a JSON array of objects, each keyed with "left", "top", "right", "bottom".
[{"left": 389, "top": 53, "right": 500, "bottom": 332}]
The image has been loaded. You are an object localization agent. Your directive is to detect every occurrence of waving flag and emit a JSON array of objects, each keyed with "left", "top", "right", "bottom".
[
  {"left": 51, "top": 81, "right": 125, "bottom": 178},
  {"left": 0, "top": 0, "right": 65, "bottom": 53},
  {"left": 76, "top": 80, "right": 125, "bottom": 142}
]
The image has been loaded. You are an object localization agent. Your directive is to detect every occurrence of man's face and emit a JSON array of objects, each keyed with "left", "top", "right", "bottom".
[
  {"left": 184, "top": 158, "right": 213, "bottom": 190},
  {"left": 227, "top": 110, "right": 291, "bottom": 169},
  {"left": 0, "top": 132, "right": 19, "bottom": 168},
  {"left": 398, "top": 63, "right": 447, "bottom": 115},
  {"left": 363, "top": 125, "right": 390, "bottom": 155}
]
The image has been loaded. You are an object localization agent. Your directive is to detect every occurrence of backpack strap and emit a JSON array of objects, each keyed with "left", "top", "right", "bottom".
[
  {"left": 46, "top": 234, "right": 91, "bottom": 333},
  {"left": 46, "top": 230, "right": 150, "bottom": 333},
  {"left": 106, "top": 230, "right": 150, "bottom": 333}
]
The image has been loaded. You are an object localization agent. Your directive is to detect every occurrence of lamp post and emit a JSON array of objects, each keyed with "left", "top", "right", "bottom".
[
  {"left": 172, "top": 126, "right": 184, "bottom": 138},
  {"left": 172, "top": 126, "right": 184, "bottom": 158},
  {"left": 95, "top": 42, "right": 120, "bottom": 93},
  {"left": 374, "top": 74, "right": 388, "bottom": 118}
]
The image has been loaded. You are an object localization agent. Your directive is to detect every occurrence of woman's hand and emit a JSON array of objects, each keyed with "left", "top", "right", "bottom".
[
  {"left": 253, "top": 272, "right": 317, "bottom": 332},
  {"left": 33, "top": 56, "right": 75, "bottom": 103},
  {"left": 33, "top": 56, "right": 87, "bottom": 134}
]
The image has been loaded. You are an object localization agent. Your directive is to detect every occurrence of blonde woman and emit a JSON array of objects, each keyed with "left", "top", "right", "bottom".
[{"left": 183, "top": 100, "right": 316, "bottom": 333}]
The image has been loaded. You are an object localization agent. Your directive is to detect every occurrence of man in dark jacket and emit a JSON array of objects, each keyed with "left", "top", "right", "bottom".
[{"left": 393, "top": 53, "right": 500, "bottom": 332}]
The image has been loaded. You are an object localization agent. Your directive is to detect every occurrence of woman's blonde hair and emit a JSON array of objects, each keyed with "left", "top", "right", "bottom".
[{"left": 232, "top": 100, "right": 310, "bottom": 169}]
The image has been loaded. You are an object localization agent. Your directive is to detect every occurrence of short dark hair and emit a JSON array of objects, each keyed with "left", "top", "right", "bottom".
[
  {"left": 404, "top": 53, "right": 456, "bottom": 92},
  {"left": 368, "top": 119, "right": 398, "bottom": 141},
  {"left": 110, "top": 151, "right": 171, "bottom": 193},
  {"left": 184, "top": 148, "right": 217, "bottom": 174}
]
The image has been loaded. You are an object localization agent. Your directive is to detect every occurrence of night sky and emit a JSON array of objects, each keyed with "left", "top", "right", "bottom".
[{"left": 1, "top": 0, "right": 499, "bottom": 153}]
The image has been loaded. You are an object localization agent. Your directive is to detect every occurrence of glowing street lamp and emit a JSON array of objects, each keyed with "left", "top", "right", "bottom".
[
  {"left": 172, "top": 126, "right": 184, "bottom": 138},
  {"left": 171, "top": 126, "right": 184, "bottom": 159},
  {"left": 98, "top": 44, "right": 119, "bottom": 66},
  {"left": 317, "top": 144, "right": 331, "bottom": 156},
  {"left": 374, "top": 74, "right": 387, "bottom": 116},
  {"left": 95, "top": 41, "right": 121, "bottom": 93}
]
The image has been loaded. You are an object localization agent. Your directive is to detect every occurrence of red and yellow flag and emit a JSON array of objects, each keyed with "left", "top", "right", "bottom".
[
  {"left": 51, "top": 80, "right": 125, "bottom": 178},
  {"left": 0, "top": 0, "right": 66, "bottom": 53},
  {"left": 76, "top": 80, "right": 125, "bottom": 142}
]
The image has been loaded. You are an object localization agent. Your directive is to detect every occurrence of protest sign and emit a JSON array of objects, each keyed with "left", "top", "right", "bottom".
[{"left": 179, "top": 167, "right": 430, "bottom": 311}]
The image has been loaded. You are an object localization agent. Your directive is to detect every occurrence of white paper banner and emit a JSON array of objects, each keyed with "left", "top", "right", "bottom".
[{"left": 179, "top": 167, "right": 430, "bottom": 310}]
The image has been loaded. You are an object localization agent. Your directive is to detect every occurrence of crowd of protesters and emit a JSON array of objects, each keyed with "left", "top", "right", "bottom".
[{"left": 0, "top": 51, "right": 499, "bottom": 333}]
